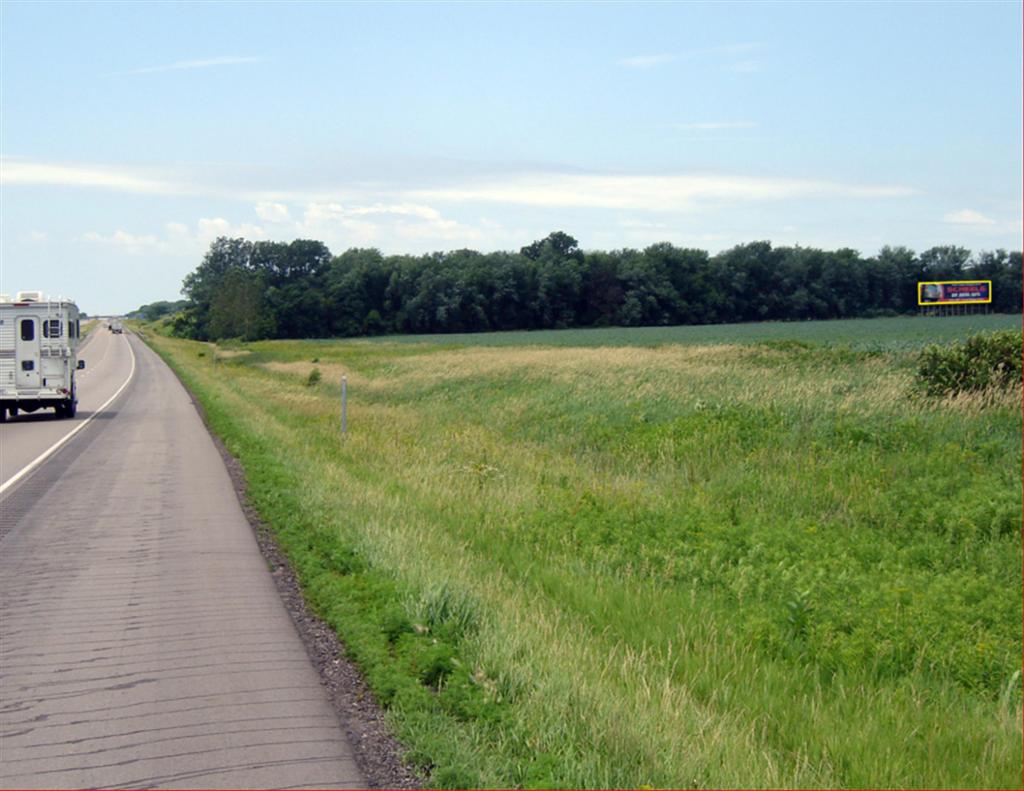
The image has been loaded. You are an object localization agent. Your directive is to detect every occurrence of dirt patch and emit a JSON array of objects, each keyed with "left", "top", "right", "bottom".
[
  {"left": 260, "top": 360, "right": 358, "bottom": 382},
  {"left": 213, "top": 348, "right": 252, "bottom": 359},
  {"left": 175, "top": 372, "right": 422, "bottom": 790}
]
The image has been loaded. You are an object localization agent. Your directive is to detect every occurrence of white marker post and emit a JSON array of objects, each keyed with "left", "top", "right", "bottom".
[{"left": 341, "top": 375, "right": 347, "bottom": 436}]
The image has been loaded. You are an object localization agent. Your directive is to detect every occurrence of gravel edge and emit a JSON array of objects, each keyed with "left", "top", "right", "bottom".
[{"left": 153, "top": 336, "right": 422, "bottom": 790}]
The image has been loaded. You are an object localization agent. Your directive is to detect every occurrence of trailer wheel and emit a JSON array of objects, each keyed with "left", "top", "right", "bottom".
[
  {"left": 66, "top": 399, "right": 77, "bottom": 418},
  {"left": 9, "top": 406, "right": 17, "bottom": 417},
  {"left": 0, "top": 407, "right": 6, "bottom": 423}
]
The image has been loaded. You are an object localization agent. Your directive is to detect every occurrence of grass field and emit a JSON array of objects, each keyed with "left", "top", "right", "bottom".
[{"left": 142, "top": 314, "right": 1022, "bottom": 789}]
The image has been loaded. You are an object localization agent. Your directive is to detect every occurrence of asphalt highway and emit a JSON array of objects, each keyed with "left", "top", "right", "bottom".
[{"left": 0, "top": 330, "right": 364, "bottom": 789}]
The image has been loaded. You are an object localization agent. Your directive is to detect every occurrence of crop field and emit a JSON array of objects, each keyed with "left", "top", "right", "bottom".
[
  {"left": 142, "top": 315, "right": 1022, "bottom": 789},
  {"left": 356, "top": 312, "right": 1020, "bottom": 350}
]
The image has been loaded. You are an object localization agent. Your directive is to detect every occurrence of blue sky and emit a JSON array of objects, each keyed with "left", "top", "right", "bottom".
[{"left": 1, "top": 1, "right": 1021, "bottom": 314}]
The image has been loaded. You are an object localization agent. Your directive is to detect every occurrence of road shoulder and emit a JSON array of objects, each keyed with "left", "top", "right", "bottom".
[{"left": 147, "top": 333, "right": 421, "bottom": 789}]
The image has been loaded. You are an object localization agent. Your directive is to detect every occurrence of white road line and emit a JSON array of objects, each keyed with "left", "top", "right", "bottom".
[
  {"left": 78, "top": 329, "right": 111, "bottom": 375},
  {"left": 0, "top": 335, "right": 137, "bottom": 497}
]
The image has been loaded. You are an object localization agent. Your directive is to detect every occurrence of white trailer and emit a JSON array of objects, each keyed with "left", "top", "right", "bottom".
[{"left": 0, "top": 291, "right": 85, "bottom": 422}]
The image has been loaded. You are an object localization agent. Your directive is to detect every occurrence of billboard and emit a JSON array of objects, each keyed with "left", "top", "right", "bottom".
[{"left": 917, "top": 280, "right": 992, "bottom": 305}]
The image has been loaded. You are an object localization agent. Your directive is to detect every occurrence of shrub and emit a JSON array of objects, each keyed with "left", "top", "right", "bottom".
[
  {"left": 917, "top": 330, "right": 1022, "bottom": 396},
  {"left": 306, "top": 367, "right": 322, "bottom": 387}
]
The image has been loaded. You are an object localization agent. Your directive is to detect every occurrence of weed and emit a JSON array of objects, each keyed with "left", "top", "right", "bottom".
[{"left": 917, "top": 330, "right": 1022, "bottom": 395}]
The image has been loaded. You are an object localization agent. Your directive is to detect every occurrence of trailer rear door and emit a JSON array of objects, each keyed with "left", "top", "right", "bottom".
[{"left": 16, "top": 316, "right": 40, "bottom": 387}]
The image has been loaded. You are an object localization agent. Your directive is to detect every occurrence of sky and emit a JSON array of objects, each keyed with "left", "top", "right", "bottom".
[{"left": 1, "top": 1, "right": 1021, "bottom": 315}]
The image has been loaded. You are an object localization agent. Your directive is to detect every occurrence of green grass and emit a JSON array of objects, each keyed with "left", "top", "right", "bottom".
[{"left": 141, "top": 315, "right": 1022, "bottom": 789}]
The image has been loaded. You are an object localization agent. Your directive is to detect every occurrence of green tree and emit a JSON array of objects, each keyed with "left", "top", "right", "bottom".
[
  {"left": 177, "top": 234, "right": 1020, "bottom": 342},
  {"left": 181, "top": 237, "right": 254, "bottom": 339},
  {"left": 326, "top": 248, "right": 390, "bottom": 336},
  {"left": 523, "top": 232, "right": 585, "bottom": 328},
  {"left": 875, "top": 246, "right": 922, "bottom": 313},
  {"left": 208, "top": 268, "right": 274, "bottom": 340},
  {"left": 920, "top": 245, "right": 971, "bottom": 279},
  {"left": 615, "top": 248, "right": 679, "bottom": 326},
  {"left": 973, "top": 250, "right": 1022, "bottom": 313}
]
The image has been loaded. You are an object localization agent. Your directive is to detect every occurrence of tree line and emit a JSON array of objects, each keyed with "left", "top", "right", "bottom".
[
  {"left": 128, "top": 299, "right": 189, "bottom": 321},
  {"left": 168, "top": 232, "right": 1022, "bottom": 341}
]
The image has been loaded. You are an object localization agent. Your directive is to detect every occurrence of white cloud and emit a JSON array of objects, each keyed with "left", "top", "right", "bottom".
[
  {"left": 1, "top": 158, "right": 192, "bottom": 195},
  {"left": 298, "top": 203, "right": 379, "bottom": 245},
  {"left": 346, "top": 202, "right": 443, "bottom": 220},
  {"left": 255, "top": 202, "right": 292, "bottom": 223},
  {"left": 197, "top": 218, "right": 232, "bottom": 238},
  {"left": 411, "top": 172, "right": 916, "bottom": 213},
  {"left": 199, "top": 203, "right": 486, "bottom": 251},
  {"left": 197, "top": 217, "right": 267, "bottom": 240},
  {"left": 8, "top": 158, "right": 916, "bottom": 224},
  {"left": 24, "top": 230, "right": 47, "bottom": 243},
  {"left": 165, "top": 221, "right": 190, "bottom": 238},
  {"left": 672, "top": 121, "right": 757, "bottom": 131},
  {"left": 297, "top": 201, "right": 483, "bottom": 246},
  {"left": 10, "top": 156, "right": 926, "bottom": 258},
  {"left": 0, "top": 157, "right": 416, "bottom": 206},
  {"left": 115, "top": 56, "right": 260, "bottom": 76},
  {"left": 395, "top": 217, "right": 482, "bottom": 242},
  {"left": 80, "top": 229, "right": 161, "bottom": 254},
  {"left": 78, "top": 217, "right": 269, "bottom": 257},
  {"left": 1, "top": 158, "right": 300, "bottom": 202},
  {"left": 943, "top": 209, "right": 996, "bottom": 226},
  {"left": 74, "top": 203, "right": 495, "bottom": 261}
]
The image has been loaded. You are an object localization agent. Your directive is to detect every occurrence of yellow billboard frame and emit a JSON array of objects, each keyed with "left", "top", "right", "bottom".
[{"left": 917, "top": 280, "right": 992, "bottom": 306}]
